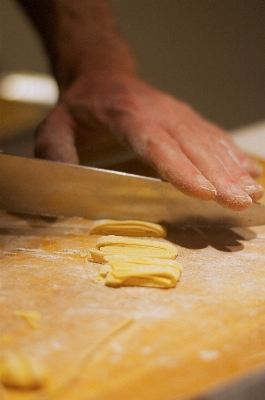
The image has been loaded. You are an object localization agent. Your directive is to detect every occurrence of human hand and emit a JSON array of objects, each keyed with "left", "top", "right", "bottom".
[{"left": 35, "top": 73, "right": 263, "bottom": 210}]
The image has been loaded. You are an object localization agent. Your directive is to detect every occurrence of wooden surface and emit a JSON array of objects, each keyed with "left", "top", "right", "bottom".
[{"left": 1, "top": 158, "right": 265, "bottom": 400}]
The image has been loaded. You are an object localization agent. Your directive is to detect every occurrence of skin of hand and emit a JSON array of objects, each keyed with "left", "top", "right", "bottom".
[
  {"left": 35, "top": 72, "right": 264, "bottom": 211},
  {"left": 19, "top": 0, "right": 264, "bottom": 211}
]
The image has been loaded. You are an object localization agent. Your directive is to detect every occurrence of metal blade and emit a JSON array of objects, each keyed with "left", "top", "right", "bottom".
[
  {"left": 193, "top": 366, "right": 265, "bottom": 400},
  {"left": 1, "top": 153, "right": 265, "bottom": 227}
]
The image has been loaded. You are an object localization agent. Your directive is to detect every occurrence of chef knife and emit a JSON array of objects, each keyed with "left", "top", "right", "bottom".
[
  {"left": 1, "top": 153, "right": 265, "bottom": 227},
  {"left": 192, "top": 365, "right": 265, "bottom": 400}
]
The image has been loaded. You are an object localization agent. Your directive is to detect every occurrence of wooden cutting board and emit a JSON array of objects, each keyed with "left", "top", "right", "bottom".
[{"left": 1, "top": 158, "right": 265, "bottom": 400}]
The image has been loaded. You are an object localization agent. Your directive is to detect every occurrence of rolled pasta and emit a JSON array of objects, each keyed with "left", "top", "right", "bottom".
[
  {"left": 94, "top": 235, "right": 178, "bottom": 259},
  {"left": 89, "top": 219, "right": 166, "bottom": 238}
]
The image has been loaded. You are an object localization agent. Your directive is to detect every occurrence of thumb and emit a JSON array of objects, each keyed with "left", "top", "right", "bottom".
[{"left": 35, "top": 103, "right": 79, "bottom": 164}]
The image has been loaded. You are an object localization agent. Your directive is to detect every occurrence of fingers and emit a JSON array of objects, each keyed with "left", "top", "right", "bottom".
[
  {"left": 35, "top": 77, "right": 263, "bottom": 212},
  {"left": 167, "top": 118, "right": 264, "bottom": 210},
  {"left": 35, "top": 104, "right": 79, "bottom": 164},
  {"left": 116, "top": 111, "right": 263, "bottom": 211},
  {"left": 210, "top": 138, "right": 264, "bottom": 203},
  {"left": 114, "top": 119, "right": 217, "bottom": 201},
  {"left": 203, "top": 122, "right": 263, "bottom": 179}
]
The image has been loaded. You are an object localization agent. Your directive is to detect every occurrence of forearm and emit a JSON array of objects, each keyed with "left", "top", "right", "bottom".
[{"left": 18, "top": 0, "right": 137, "bottom": 88}]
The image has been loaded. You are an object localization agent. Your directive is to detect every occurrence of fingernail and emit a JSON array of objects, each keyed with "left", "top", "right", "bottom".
[
  {"left": 240, "top": 176, "right": 264, "bottom": 196},
  {"left": 196, "top": 175, "right": 217, "bottom": 194},
  {"left": 228, "top": 183, "right": 252, "bottom": 202}
]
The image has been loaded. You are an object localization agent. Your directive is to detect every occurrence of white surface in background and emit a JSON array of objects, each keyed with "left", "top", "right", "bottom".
[
  {"left": 0, "top": 73, "right": 58, "bottom": 105},
  {"left": 231, "top": 121, "right": 265, "bottom": 159}
]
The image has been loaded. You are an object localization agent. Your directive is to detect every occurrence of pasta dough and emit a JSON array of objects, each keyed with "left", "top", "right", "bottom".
[
  {"left": 89, "top": 219, "right": 166, "bottom": 237},
  {"left": 99, "top": 255, "right": 183, "bottom": 271},
  {"left": 101, "top": 266, "right": 180, "bottom": 288},
  {"left": 14, "top": 310, "right": 41, "bottom": 329},
  {"left": 89, "top": 220, "right": 182, "bottom": 289},
  {"left": 0, "top": 351, "right": 47, "bottom": 389},
  {"left": 97, "top": 255, "right": 182, "bottom": 288},
  {"left": 94, "top": 235, "right": 178, "bottom": 259},
  {"left": 90, "top": 232, "right": 182, "bottom": 289}
]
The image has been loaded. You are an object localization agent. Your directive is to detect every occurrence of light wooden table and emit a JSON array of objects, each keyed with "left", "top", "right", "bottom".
[{"left": 1, "top": 158, "right": 265, "bottom": 400}]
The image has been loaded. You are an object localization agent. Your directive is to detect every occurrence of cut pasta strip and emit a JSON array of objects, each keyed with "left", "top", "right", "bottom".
[
  {"left": 91, "top": 226, "right": 182, "bottom": 289},
  {"left": 96, "top": 256, "right": 182, "bottom": 288},
  {"left": 89, "top": 219, "right": 166, "bottom": 238},
  {"left": 90, "top": 249, "right": 106, "bottom": 263},
  {"left": 104, "top": 266, "right": 181, "bottom": 288},
  {"left": 0, "top": 351, "right": 47, "bottom": 389},
  {"left": 14, "top": 310, "right": 41, "bottom": 329},
  {"left": 104, "top": 255, "right": 183, "bottom": 272},
  {"left": 96, "top": 264, "right": 112, "bottom": 281},
  {"left": 95, "top": 235, "right": 178, "bottom": 259}
]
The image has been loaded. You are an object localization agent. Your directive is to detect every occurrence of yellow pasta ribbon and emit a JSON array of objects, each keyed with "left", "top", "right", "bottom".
[
  {"left": 98, "top": 255, "right": 182, "bottom": 288},
  {"left": 0, "top": 351, "right": 47, "bottom": 389},
  {"left": 103, "top": 255, "right": 182, "bottom": 271},
  {"left": 89, "top": 219, "right": 166, "bottom": 238},
  {"left": 89, "top": 248, "right": 107, "bottom": 263},
  {"left": 14, "top": 310, "right": 41, "bottom": 329},
  {"left": 94, "top": 235, "right": 178, "bottom": 259},
  {"left": 105, "top": 266, "right": 180, "bottom": 288}
]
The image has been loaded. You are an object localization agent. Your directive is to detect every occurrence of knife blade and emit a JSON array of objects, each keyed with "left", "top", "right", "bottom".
[
  {"left": 192, "top": 366, "right": 265, "bottom": 400},
  {"left": 1, "top": 153, "right": 265, "bottom": 227}
]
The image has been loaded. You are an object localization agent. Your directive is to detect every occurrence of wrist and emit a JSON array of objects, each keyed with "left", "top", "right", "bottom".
[{"left": 50, "top": 1, "right": 137, "bottom": 89}]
